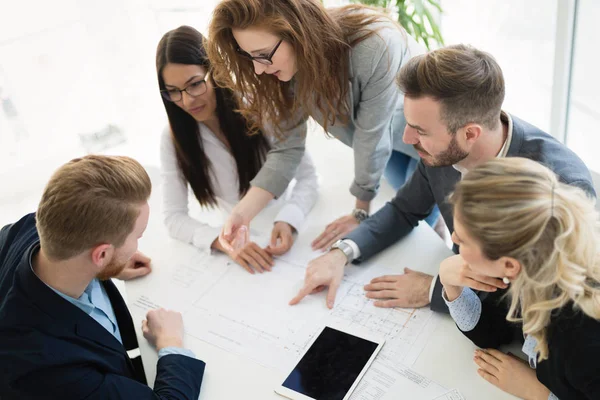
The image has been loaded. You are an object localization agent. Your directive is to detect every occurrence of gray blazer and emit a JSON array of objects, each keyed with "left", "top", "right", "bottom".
[
  {"left": 345, "top": 114, "right": 596, "bottom": 312},
  {"left": 251, "top": 20, "right": 424, "bottom": 202}
]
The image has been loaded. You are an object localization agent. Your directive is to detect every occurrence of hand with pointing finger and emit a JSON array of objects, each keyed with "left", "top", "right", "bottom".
[{"left": 289, "top": 249, "right": 347, "bottom": 309}]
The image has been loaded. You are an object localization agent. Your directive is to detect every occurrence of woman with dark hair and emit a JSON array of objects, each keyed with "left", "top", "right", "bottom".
[
  {"left": 157, "top": 26, "right": 318, "bottom": 274},
  {"left": 207, "top": 0, "right": 440, "bottom": 253}
]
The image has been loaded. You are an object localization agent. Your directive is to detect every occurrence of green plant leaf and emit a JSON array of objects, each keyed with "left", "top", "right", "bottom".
[
  {"left": 422, "top": 5, "right": 444, "bottom": 45},
  {"left": 412, "top": 0, "right": 425, "bottom": 17},
  {"left": 397, "top": 0, "right": 444, "bottom": 49},
  {"left": 350, "top": 0, "right": 444, "bottom": 49},
  {"left": 351, "top": 0, "right": 386, "bottom": 6},
  {"left": 426, "top": 0, "right": 443, "bottom": 13}
]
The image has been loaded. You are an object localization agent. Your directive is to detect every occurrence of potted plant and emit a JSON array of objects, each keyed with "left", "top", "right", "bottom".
[{"left": 352, "top": 0, "right": 444, "bottom": 49}]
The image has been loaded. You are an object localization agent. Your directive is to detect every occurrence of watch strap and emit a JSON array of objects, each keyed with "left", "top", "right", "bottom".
[{"left": 331, "top": 240, "right": 354, "bottom": 264}]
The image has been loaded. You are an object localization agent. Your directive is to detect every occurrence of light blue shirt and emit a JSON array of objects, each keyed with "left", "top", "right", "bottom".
[
  {"left": 443, "top": 287, "right": 559, "bottom": 400},
  {"left": 30, "top": 246, "right": 194, "bottom": 360},
  {"left": 51, "top": 277, "right": 123, "bottom": 343}
]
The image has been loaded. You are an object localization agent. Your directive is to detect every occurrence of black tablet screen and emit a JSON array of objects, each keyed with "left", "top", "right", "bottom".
[{"left": 282, "top": 327, "right": 379, "bottom": 400}]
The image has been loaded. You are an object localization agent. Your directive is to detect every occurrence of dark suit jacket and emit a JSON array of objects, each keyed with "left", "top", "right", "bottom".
[
  {"left": 345, "top": 113, "right": 595, "bottom": 312},
  {"left": 0, "top": 213, "right": 206, "bottom": 399}
]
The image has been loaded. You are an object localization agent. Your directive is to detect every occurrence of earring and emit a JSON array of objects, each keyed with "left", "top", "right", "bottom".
[{"left": 502, "top": 277, "right": 510, "bottom": 285}]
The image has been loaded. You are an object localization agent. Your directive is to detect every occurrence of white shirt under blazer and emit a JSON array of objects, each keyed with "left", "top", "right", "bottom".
[{"left": 160, "top": 123, "right": 319, "bottom": 251}]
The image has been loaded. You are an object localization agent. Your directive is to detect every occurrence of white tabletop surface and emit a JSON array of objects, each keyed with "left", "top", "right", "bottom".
[{"left": 125, "top": 154, "right": 517, "bottom": 400}]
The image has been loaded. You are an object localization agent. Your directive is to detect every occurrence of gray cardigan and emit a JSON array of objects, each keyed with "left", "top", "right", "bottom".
[
  {"left": 345, "top": 114, "right": 595, "bottom": 312},
  {"left": 250, "top": 20, "right": 424, "bottom": 202}
]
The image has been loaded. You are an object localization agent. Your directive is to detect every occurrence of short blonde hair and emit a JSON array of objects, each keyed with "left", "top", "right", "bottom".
[
  {"left": 450, "top": 157, "right": 600, "bottom": 360},
  {"left": 36, "top": 155, "right": 152, "bottom": 261}
]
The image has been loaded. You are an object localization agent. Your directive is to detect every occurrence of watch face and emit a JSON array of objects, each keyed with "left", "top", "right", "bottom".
[{"left": 353, "top": 209, "right": 368, "bottom": 221}]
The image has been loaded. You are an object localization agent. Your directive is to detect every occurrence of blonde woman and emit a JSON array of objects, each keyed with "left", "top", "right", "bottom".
[
  {"left": 206, "top": 0, "right": 440, "bottom": 253},
  {"left": 440, "top": 157, "right": 600, "bottom": 400}
]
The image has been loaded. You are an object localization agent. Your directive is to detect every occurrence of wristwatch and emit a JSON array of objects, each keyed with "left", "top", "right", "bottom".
[
  {"left": 352, "top": 208, "right": 369, "bottom": 223},
  {"left": 330, "top": 240, "right": 355, "bottom": 265}
]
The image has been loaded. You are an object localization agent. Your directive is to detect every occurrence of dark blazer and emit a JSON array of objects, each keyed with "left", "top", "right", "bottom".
[
  {"left": 345, "top": 113, "right": 595, "bottom": 312},
  {"left": 0, "top": 213, "right": 206, "bottom": 400},
  {"left": 460, "top": 293, "right": 600, "bottom": 400}
]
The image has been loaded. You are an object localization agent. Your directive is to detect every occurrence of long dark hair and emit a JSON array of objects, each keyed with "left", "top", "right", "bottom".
[{"left": 156, "top": 25, "right": 270, "bottom": 208}]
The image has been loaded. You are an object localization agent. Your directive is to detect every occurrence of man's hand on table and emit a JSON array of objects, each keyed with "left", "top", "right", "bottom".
[
  {"left": 142, "top": 308, "right": 184, "bottom": 350},
  {"left": 115, "top": 251, "right": 152, "bottom": 281},
  {"left": 289, "top": 249, "right": 346, "bottom": 309},
  {"left": 363, "top": 267, "right": 433, "bottom": 308},
  {"left": 311, "top": 214, "right": 360, "bottom": 251}
]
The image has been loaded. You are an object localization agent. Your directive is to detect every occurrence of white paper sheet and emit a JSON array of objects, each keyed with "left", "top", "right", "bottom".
[
  {"left": 253, "top": 227, "right": 322, "bottom": 268},
  {"left": 127, "top": 240, "right": 232, "bottom": 315},
  {"left": 128, "top": 236, "right": 443, "bottom": 400},
  {"left": 432, "top": 389, "right": 466, "bottom": 400},
  {"left": 182, "top": 256, "right": 336, "bottom": 370},
  {"left": 359, "top": 360, "right": 448, "bottom": 400}
]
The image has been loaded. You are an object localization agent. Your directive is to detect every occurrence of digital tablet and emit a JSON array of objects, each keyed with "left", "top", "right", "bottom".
[{"left": 274, "top": 325, "right": 384, "bottom": 400}]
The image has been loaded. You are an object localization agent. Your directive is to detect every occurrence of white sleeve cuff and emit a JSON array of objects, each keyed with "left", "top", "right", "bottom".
[
  {"left": 548, "top": 393, "right": 559, "bottom": 400},
  {"left": 442, "top": 287, "right": 482, "bottom": 332},
  {"left": 429, "top": 274, "right": 438, "bottom": 302},
  {"left": 274, "top": 203, "right": 306, "bottom": 232},
  {"left": 192, "top": 225, "right": 222, "bottom": 252},
  {"left": 343, "top": 239, "right": 361, "bottom": 261},
  {"left": 157, "top": 347, "right": 196, "bottom": 359}
]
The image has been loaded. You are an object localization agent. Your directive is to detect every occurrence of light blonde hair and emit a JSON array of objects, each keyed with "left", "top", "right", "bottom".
[
  {"left": 36, "top": 155, "right": 152, "bottom": 261},
  {"left": 397, "top": 44, "right": 505, "bottom": 134},
  {"left": 450, "top": 157, "right": 600, "bottom": 361},
  {"left": 207, "top": 0, "right": 401, "bottom": 137}
]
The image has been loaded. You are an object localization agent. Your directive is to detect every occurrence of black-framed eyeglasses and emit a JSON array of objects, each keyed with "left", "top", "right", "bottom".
[
  {"left": 236, "top": 39, "right": 283, "bottom": 66},
  {"left": 160, "top": 77, "right": 208, "bottom": 102}
]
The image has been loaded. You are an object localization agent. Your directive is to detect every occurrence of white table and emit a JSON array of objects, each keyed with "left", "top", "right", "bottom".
[{"left": 125, "top": 162, "right": 516, "bottom": 400}]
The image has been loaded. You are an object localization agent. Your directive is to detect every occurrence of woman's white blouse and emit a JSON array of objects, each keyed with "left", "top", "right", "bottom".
[{"left": 160, "top": 123, "right": 319, "bottom": 251}]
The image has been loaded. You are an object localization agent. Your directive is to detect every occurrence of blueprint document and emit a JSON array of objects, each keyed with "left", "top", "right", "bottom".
[
  {"left": 128, "top": 238, "right": 443, "bottom": 399},
  {"left": 432, "top": 389, "right": 466, "bottom": 400},
  {"left": 356, "top": 360, "right": 448, "bottom": 400}
]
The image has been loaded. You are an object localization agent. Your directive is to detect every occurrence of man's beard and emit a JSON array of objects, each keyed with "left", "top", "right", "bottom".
[
  {"left": 416, "top": 134, "right": 468, "bottom": 167},
  {"left": 97, "top": 257, "right": 127, "bottom": 281}
]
